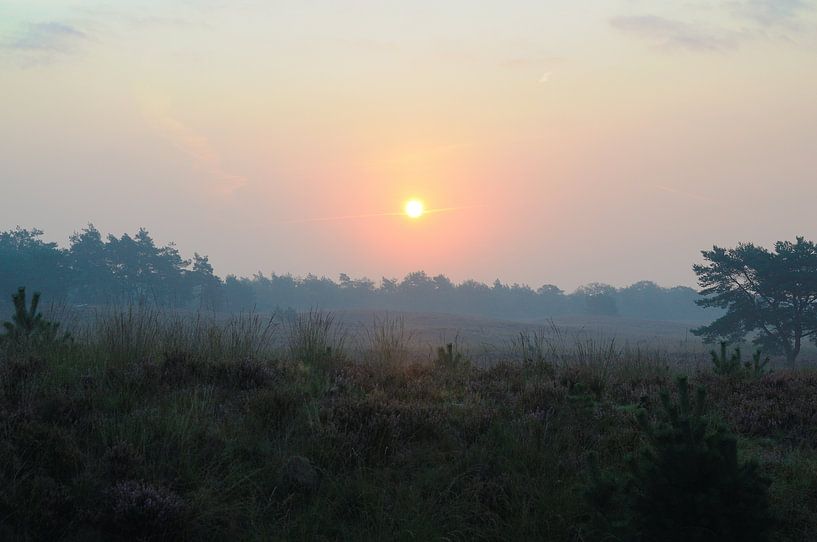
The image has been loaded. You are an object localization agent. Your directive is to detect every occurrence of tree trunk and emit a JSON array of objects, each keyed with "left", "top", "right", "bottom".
[{"left": 788, "top": 334, "right": 802, "bottom": 367}]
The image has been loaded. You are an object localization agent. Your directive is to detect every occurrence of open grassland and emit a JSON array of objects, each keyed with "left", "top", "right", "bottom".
[
  {"left": 2, "top": 308, "right": 817, "bottom": 540},
  {"left": 332, "top": 310, "right": 710, "bottom": 365}
]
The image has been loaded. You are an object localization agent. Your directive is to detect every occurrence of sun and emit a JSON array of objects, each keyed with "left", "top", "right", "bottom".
[{"left": 404, "top": 199, "right": 425, "bottom": 219}]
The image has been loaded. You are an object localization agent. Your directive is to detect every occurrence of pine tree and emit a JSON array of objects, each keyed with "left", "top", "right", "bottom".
[
  {"left": 710, "top": 342, "right": 743, "bottom": 376},
  {"left": 1, "top": 287, "right": 69, "bottom": 346},
  {"left": 587, "top": 377, "right": 771, "bottom": 541}
]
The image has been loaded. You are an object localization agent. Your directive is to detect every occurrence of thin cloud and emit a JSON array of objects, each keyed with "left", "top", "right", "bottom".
[
  {"left": 610, "top": 15, "right": 739, "bottom": 52},
  {"left": 274, "top": 205, "right": 482, "bottom": 225},
  {"left": 8, "top": 22, "right": 87, "bottom": 52},
  {"left": 2, "top": 22, "right": 89, "bottom": 65},
  {"left": 145, "top": 106, "right": 248, "bottom": 197},
  {"left": 729, "top": 0, "right": 812, "bottom": 26}
]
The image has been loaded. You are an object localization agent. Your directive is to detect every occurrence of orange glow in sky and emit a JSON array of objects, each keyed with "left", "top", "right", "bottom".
[{"left": 2, "top": 2, "right": 817, "bottom": 288}]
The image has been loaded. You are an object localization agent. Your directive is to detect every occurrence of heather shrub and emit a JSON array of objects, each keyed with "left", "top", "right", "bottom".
[
  {"left": 158, "top": 350, "right": 203, "bottom": 386},
  {"left": 244, "top": 386, "right": 304, "bottom": 429},
  {"left": 280, "top": 455, "right": 320, "bottom": 495},
  {"left": 104, "top": 441, "right": 144, "bottom": 481},
  {"left": 764, "top": 448, "right": 817, "bottom": 540},
  {"left": 318, "top": 397, "right": 449, "bottom": 468},
  {"left": 0, "top": 356, "right": 45, "bottom": 406},
  {"left": 207, "top": 357, "right": 276, "bottom": 390},
  {"left": 709, "top": 371, "right": 817, "bottom": 444},
  {"left": 2, "top": 304, "right": 816, "bottom": 540},
  {"left": 103, "top": 480, "right": 187, "bottom": 540},
  {"left": 0, "top": 475, "right": 75, "bottom": 539}
]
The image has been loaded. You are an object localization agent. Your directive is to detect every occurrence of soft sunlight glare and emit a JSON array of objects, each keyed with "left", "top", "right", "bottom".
[{"left": 404, "top": 199, "right": 425, "bottom": 219}]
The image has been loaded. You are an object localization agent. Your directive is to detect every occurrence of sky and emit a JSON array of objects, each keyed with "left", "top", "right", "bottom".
[{"left": 1, "top": 0, "right": 816, "bottom": 291}]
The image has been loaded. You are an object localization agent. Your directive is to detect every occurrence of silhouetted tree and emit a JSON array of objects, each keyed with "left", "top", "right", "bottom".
[
  {"left": 577, "top": 283, "right": 619, "bottom": 316},
  {"left": 693, "top": 237, "right": 817, "bottom": 365},
  {"left": 0, "top": 224, "right": 718, "bottom": 322},
  {"left": 104, "top": 229, "right": 191, "bottom": 306},
  {"left": 0, "top": 227, "right": 67, "bottom": 299},
  {"left": 223, "top": 274, "right": 256, "bottom": 311},
  {"left": 67, "top": 224, "right": 112, "bottom": 303},
  {"left": 190, "top": 253, "right": 223, "bottom": 310}
]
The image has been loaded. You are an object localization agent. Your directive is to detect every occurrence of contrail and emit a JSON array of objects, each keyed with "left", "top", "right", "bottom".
[
  {"left": 423, "top": 205, "right": 484, "bottom": 215},
  {"left": 274, "top": 204, "right": 483, "bottom": 224},
  {"left": 276, "top": 211, "right": 404, "bottom": 225}
]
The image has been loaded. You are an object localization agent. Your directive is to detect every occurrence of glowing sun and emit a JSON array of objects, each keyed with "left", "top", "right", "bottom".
[{"left": 404, "top": 199, "right": 425, "bottom": 219}]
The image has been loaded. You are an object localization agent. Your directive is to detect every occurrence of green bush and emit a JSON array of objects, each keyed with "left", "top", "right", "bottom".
[
  {"left": 710, "top": 342, "right": 770, "bottom": 378},
  {"left": 1, "top": 287, "right": 70, "bottom": 348},
  {"left": 435, "top": 342, "right": 469, "bottom": 370},
  {"left": 587, "top": 376, "right": 772, "bottom": 541}
]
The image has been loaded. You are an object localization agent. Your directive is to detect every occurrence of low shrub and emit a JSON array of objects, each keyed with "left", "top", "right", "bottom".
[
  {"left": 102, "top": 480, "right": 187, "bottom": 540},
  {"left": 587, "top": 377, "right": 772, "bottom": 541}
]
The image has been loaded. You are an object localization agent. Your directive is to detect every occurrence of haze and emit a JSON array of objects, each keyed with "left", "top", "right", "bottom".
[{"left": 2, "top": 0, "right": 816, "bottom": 290}]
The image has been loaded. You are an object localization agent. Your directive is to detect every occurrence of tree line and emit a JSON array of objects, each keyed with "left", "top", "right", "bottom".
[{"left": 0, "top": 224, "right": 712, "bottom": 322}]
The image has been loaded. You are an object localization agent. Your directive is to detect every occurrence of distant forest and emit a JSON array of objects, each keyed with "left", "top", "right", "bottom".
[{"left": 0, "top": 225, "right": 714, "bottom": 322}]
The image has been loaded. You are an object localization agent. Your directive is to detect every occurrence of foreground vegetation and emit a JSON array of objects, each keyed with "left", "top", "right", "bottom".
[{"left": 2, "top": 306, "right": 817, "bottom": 540}]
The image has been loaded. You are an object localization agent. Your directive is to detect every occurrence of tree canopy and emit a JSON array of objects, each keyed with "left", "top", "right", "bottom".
[
  {"left": 693, "top": 237, "right": 817, "bottom": 364},
  {"left": 0, "top": 224, "right": 713, "bottom": 322}
]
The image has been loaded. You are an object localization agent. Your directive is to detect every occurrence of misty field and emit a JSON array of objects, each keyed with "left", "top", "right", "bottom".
[{"left": 1, "top": 307, "right": 816, "bottom": 541}]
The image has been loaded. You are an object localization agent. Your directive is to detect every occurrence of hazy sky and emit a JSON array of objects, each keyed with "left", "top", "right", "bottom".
[{"left": 2, "top": 1, "right": 816, "bottom": 290}]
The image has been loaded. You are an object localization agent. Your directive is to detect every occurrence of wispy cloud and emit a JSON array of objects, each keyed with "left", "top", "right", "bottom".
[
  {"left": 8, "top": 22, "right": 87, "bottom": 51},
  {"left": 611, "top": 1, "right": 816, "bottom": 53},
  {"left": 729, "top": 0, "right": 812, "bottom": 26},
  {"left": 610, "top": 15, "right": 739, "bottom": 52},
  {"left": 2, "top": 22, "right": 89, "bottom": 65},
  {"left": 144, "top": 104, "right": 248, "bottom": 197},
  {"left": 157, "top": 116, "right": 248, "bottom": 196}
]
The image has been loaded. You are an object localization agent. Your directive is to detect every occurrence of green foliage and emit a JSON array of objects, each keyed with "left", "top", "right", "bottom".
[
  {"left": 435, "top": 341, "right": 469, "bottom": 369},
  {"left": 710, "top": 341, "right": 743, "bottom": 376},
  {"left": 587, "top": 377, "right": 772, "bottom": 541},
  {"left": 578, "top": 282, "right": 620, "bottom": 316},
  {"left": 1, "top": 287, "right": 70, "bottom": 346},
  {"left": 694, "top": 237, "right": 817, "bottom": 365},
  {"left": 2, "top": 224, "right": 713, "bottom": 321},
  {"left": 710, "top": 342, "right": 770, "bottom": 378},
  {"left": 0, "top": 227, "right": 67, "bottom": 300},
  {"left": 1, "top": 311, "right": 812, "bottom": 541},
  {"left": 566, "top": 381, "right": 597, "bottom": 415},
  {"left": 748, "top": 349, "right": 771, "bottom": 378}
]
